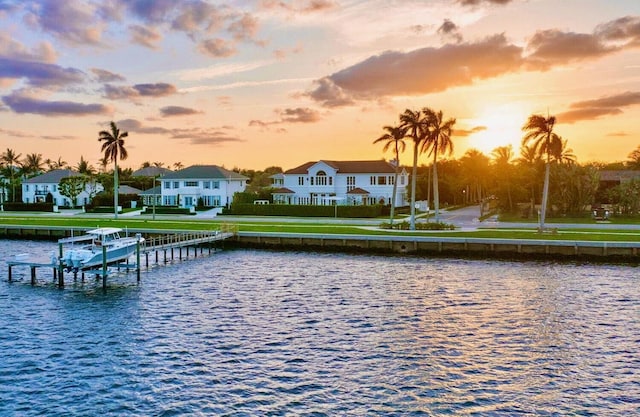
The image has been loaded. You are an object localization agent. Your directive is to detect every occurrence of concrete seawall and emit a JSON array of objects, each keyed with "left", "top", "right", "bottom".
[{"left": 232, "top": 232, "right": 640, "bottom": 262}]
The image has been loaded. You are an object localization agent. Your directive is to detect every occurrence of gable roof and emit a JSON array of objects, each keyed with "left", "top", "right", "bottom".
[
  {"left": 599, "top": 170, "right": 640, "bottom": 182},
  {"left": 162, "top": 165, "right": 249, "bottom": 180},
  {"left": 139, "top": 185, "right": 161, "bottom": 196},
  {"left": 285, "top": 160, "right": 396, "bottom": 175},
  {"left": 118, "top": 185, "right": 142, "bottom": 195},
  {"left": 346, "top": 187, "right": 370, "bottom": 195},
  {"left": 24, "top": 169, "right": 81, "bottom": 184},
  {"left": 271, "top": 187, "right": 295, "bottom": 194}
]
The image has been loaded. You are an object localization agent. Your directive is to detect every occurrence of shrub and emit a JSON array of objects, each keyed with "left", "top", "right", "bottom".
[
  {"left": 379, "top": 221, "right": 456, "bottom": 230},
  {"left": 224, "top": 204, "right": 384, "bottom": 218},
  {"left": 2, "top": 202, "right": 54, "bottom": 212}
]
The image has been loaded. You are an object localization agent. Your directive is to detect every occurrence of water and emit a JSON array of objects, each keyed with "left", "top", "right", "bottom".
[{"left": 0, "top": 239, "right": 638, "bottom": 416}]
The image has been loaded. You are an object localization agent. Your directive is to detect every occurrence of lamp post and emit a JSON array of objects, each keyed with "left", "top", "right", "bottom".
[{"left": 153, "top": 176, "right": 157, "bottom": 220}]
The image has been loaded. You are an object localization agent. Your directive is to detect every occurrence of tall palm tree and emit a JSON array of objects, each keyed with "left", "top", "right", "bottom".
[
  {"left": 1, "top": 148, "right": 22, "bottom": 201},
  {"left": 399, "top": 109, "right": 427, "bottom": 230},
  {"left": 373, "top": 124, "right": 407, "bottom": 225},
  {"left": 99, "top": 121, "right": 129, "bottom": 219},
  {"left": 491, "top": 145, "right": 515, "bottom": 211},
  {"left": 173, "top": 161, "right": 184, "bottom": 171},
  {"left": 46, "top": 156, "right": 68, "bottom": 171},
  {"left": 421, "top": 108, "right": 456, "bottom": 223},
  {"left": 522, "top": 113, "right": 562, "bottom": 231}
]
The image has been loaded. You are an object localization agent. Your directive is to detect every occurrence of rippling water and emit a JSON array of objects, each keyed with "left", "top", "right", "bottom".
[{"left": 0, "top": 239, "right": 638, "bottom": 416}]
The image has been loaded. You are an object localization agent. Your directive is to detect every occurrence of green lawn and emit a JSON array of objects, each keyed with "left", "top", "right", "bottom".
[{"left": 1, "top": 214, "right": 639, "bottom": 242}]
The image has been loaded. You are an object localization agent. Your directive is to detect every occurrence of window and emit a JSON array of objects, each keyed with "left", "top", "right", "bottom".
[
  {"left": 298, "top": 176, "right": 304, "bottom": 186},
  {"left": 212, "top": 181, "right": 220, "bottom": 189},
  {"left": 377, "top": 176, "right": 386, "bottom": 185},
  {"left": 53, "top": 185, "right": 57, "bottom": 192},
  {"left": 164, "top": 181, "right": 171, "bottom": 189},
  {"left": 400, "top": 176, "right": 405, "bottom": 185},
  {"left": 315, "top": 171, "right": 327, "bottom": 186},
  {"left": 173, "top": 181, "right": 180, "bottom": 188},
  {"left": 203, "top": 181, "right": 211, "bottom": 189},
  {"left": 389, "top": 176, "right": 394, "bottom": 185},
  {"left": 163, "top": 196, "right": 177, "bottom": 205},
  {"left": 25, "top": 185, "right": 29, "bottom": 191},
  {"left": 185, "top": 181, "right": 198, "bottom": 187},
  {"left": 370, "top": 176, "right": 376, "bottom": 185},
  {"left": 347, "top": 176, "right": 356, "bottom": 191}
]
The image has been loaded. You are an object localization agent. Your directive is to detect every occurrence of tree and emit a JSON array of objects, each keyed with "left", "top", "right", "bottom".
[
  {"left": 46, "top": 156, "right": 68, "bottom": 171},
  {"left": 22, "top": 153, "right": 45, "bottom": 178},
  {"left": 491, "top": 145, "right": 515, "bottom": 210},
  {"left": 399, "top": 109, "right": 427, "bottom": 230},
  {"left": 75, "top": 156, "right": 96, "bottom": 175},
  {"left": 421, "top": 108, "right": 456, "bottom": 223},
  {"left": 173, "top": 161, "right": 184, "bottom": 171},
  {"left": 522, "top": 113, "right": 562, "bottom": 230},
  {"left": 627, "top": 146, "right": 640, "bottom": 170},
  {"left": 374, "top": 124, "right": 407, "bottom": 225},
  {"left": 1, "top": 148, "right": 22, "bottom": 201},
  {"left": 98, "top": 121, "right": 129, "bottom": 219},
  {"left": 58, "top": 176, "right": 86, "bottom": 207}
]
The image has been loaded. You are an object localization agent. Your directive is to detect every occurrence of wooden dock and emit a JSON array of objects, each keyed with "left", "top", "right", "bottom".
[{"left": 6, "top": 229, "right": 236, "bottom": 289}]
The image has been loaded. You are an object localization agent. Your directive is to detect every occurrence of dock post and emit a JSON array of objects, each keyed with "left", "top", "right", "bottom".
[
  {"left": 102, "top": 245, "right": 107, "bottom": 290},
  {"left": 8, "top": 265, "right": 12, "bottom": 282},
  {"left": 58, "top": 242, "right": 64, "bottom": 287},
  {"left": 136, "top": 238, "right": 141, "bottom": 282},
  {"left": 31, "top": 266, "right": 36, "bottom": 285}
]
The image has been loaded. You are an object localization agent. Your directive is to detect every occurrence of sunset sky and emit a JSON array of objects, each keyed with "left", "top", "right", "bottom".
[{"left": 0, "top": 0, "right": 639, "bottom": 171}]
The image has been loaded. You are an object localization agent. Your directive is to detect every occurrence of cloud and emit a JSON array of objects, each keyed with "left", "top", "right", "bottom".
[
  {"left": 160, "top": 106, "right": 202, "bottom": 117},
  {"left": 171, "top": 1, "right": 224, "bottom": 35},
  {"left": 199, "top": 38, "right": 237, "bottom": 58},
  {"left": 558, "top": 91, "right": 640, "bottom": 123},
  {"left": 606, "top": 131, "right": 630, "bottom": 137},
  {"left": 104, "top": 83, "right": 177, "bottom": 100},
  {"left": 26, "top": 0, "right": 105, "bottom": 46},
  {"left": 117, "top": 118, "right": 244, "bottom": 145},
  {"left": 249, "top": 107, "right": 321, "bottom": 128},
  {"left": 308, "top": 34, "right": 522, "bottom": 107},
  {"left": 2, "top": 91, "right": 112, "bottom": 116},
  {"left": 454, "top": 126, "right": 487, "bottom": 137},
  {"left": 260, "top": 0, "right": 336, "bottom": 14},
  {"left": 437, "top": 19, "right": 463, "bottom": 43},
  {"left": 129, "top": 24, "right": 162, "bottom": 49},
  {"left": 595, "top": 16, "right": 640, "bottom": 43},
  {"left": 0, "top": 57, "right": 86, "bottom": 87},
  {"left": 228, "top": 13, "right": 261, "bottom": 43},
  {"left": 90, "top": 68, "right": 126, "bottom": 83},
  {"left": 0, "top": 33, "right": 57, "bottom": 63}
]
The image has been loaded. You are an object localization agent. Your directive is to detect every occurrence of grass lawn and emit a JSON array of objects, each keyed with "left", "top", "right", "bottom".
[{"left": 1, "top": 214, "right": 639, "bottom": 242}]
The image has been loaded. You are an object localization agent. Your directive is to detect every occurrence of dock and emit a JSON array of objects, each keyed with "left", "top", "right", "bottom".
[{"left": 6, "top": 228, "right": 236, "bottom": 289}]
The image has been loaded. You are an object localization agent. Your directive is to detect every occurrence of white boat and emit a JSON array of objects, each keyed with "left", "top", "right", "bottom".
[{"left": 59, "top": 227, "right": 144, "bottom": 271}]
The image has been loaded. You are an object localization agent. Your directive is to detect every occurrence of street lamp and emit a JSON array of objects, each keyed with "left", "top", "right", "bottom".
[{"left": 153, "top": 175, "right": 158, "bottom": 220}]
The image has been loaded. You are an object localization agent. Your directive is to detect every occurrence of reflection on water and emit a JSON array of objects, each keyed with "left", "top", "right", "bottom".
[{"left": 1, "top": 239, "right": 639, "bottom": 415}]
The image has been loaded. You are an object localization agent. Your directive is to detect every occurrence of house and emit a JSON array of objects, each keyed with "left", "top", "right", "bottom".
[
  {"left": 159, "top": 165, "right": 249, "bottom": 208},
  {"left": 272, "top": 160, "right": 409, "bottom": 206},
  {"left": 0, "top": 173, "right": 8, "bottom": 204},
  {"left": 22, "top": 169, "right": 103, "bottom": 207}
]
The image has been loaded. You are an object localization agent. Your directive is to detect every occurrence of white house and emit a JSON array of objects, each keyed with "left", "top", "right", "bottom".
[
  {"left": 22, "top": 169, "right": 103, "bottom": 207},
  {"left": 160, "top": 165, "right": 249, "bottom": 208},
  {"left": 272, "top": 160, "right": 409, "bottom": 206}
]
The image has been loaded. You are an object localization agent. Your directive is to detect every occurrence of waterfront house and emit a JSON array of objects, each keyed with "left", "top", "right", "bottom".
[
  {"left": 272, "top": 160, "right": 409, "bottom": 206},
  {"left": 160, "top": 165, "right": 249, "bottom": 208},
  {"left": 22, "top": 169, "right": 103, "bottom": 207}
]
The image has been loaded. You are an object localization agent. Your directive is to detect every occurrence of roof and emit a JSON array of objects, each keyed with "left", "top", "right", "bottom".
[
  {"left": 162, "top": 165, "right": 249, "bottom": 180},
  {"left": 271, "top": 187, "right": 295, "bottom": 194},
  {"left": 132, "top": 166, "right": 173, "bottom": 177},
  {"left": 346, "top": 187, "right": 370, "bottom": 195},
  {"left": 118, "top": 185, "right": 142, "bottom": 195},
  {"left": 24, "top": 169, "right": 80, "bottom": 184},
  {"left": 285, "top": 160, "right": 396, "bottom": 175},
  {"left": 599, "top": 170, "right": 640, "bottom": 182},
  {"left": 139, "top": 185, "right": 161, "bottom": 195}
]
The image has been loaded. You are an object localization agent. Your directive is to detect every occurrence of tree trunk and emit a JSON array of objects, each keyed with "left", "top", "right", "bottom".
[
  {"left": 432, "top": 147, "right": 440, "bottom": 223},
  {"left": 390, "top": 162, "right": 399, "bottom": 225},
  {"left": 114, "top": 161, "right": 119, "bottom": 219},
  {"left": 539, "top": 161, "right": 550, "bottom": 230},
  {"left": 410, "top": 142, "right": 419, "bottom": 230}
]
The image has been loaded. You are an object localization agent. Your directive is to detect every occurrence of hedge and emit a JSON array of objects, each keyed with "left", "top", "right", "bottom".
[
  {"left": 224, "top": 204, "right": 384, "bottom": 218},
  {"left": 2, "top": 202, "right": 54, "bottom": 212}
]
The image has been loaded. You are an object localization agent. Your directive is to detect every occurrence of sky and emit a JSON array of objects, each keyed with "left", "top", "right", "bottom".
[{"left": 0, "top": 0, "right": 639, "bottom": 171}]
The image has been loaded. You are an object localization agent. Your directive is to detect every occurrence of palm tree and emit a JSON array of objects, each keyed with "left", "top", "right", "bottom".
[
  {"left": 421, "top": 108, "right": 456, "bottom": 223},
  {"left": 46, "top": 156, "right": 68, "bottom": 171},
  {"left": 399, "top": 109, "right": 428, "bottom": 230},
  {"left": 491, "top": 145, "right": 515, "bottom": 211},
  {"left": 99, "top": 121, "right": 129, "bottom": 219},
  {"left": 173, "top": 161, "right": 184, "bottom": 171},
  {"left": 22, "top": 153, "right": 45, "bottom": 178},
  {"left": 1, "top": 148, "right": 22, "bottom": 201},
  {"left": 628, "top": 146, "right": 640, "bottom": 170},
  {"left": 522, "top": 113, "right": 562, "bottom": 231},
  {"left": 373, "top": 124, "right": 407, "bottom": 225},
  {"left": 75, "top": 156, "right": 96, "bottom": 175}
]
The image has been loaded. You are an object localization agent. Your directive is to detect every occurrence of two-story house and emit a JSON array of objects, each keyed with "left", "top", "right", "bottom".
[
  {"left": 160, "top": 165, "right": 249, "bottom": 208},
  {"left": 22, "top": 169, "right": 103, "bottom": 207},
  {"left": 272, "top": 160, "right": 408, "bottom": 206}
]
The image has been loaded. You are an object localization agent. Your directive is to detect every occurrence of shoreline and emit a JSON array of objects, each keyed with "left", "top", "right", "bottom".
[{"left": 2, "top": 224, "right": 639, "bottom": 264}]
